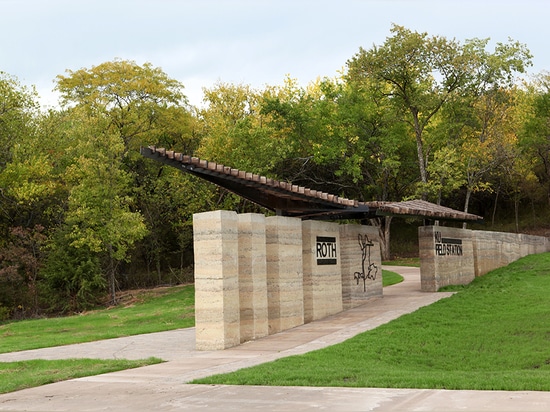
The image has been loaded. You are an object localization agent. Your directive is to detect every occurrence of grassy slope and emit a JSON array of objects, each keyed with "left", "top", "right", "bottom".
[
  {"left": 194, "top": 253, "right": 550, "bottom": 391},
  {"left": 4, "top": 254, "right": 550, "bottom": 392},
  {"left": 0, "top": 285, "right": 194, "bottom": 354}
]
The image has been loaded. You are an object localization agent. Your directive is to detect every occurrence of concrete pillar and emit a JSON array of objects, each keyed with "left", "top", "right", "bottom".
[
  {"left": 419, "top": 226, "right": 474, "bottom": 291},
  {"left": 193, "top": 210, "right": 240, "bottom": 350},
  {"left": 339, "top": 224, "right": 382, "bottom": 309},
  {"left": 302, "top": 220, "right": 343, "bottom": 323},
  {"left": 265, "top": 216, "right": 304, "bottom": 334},
  {"left": 238, "top": 213, "right": 268, "bottom": 342}
]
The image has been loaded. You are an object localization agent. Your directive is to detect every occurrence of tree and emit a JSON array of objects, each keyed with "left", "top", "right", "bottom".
[
  {"left": 41, "top": 225, "right": 105, "bottom": 313},
  {"left": 198, "top": 81, "right": 290, "bottom": 174},
  {"left": 62, "top": 118, "right": 148, "bottom": 304},
  {"left": 0, "top": 225, "right": 45, "bottom": 318},
  {"left": 0, "top": 73, "right": 41, "bottom": 229},
  {"left": 346, "top": 25, "right": 532, "bottom": 200},
  {"left": 255, "top": 75, "right": 414, "bottom": 259},
  {"left": 55, "top": 59, "right": 187, "bottom": 155},
  {"left": 520, "top": 73, "right": 550, "bottom": 204},
  {"left": 0, "top": 72, "right": 38, "bottom": 167},
  {"left": 195, "top": 81, "right": 295, "bottom": 213},
  {"left": 54, "top": 60, "right": 197, "bottom": 294}
]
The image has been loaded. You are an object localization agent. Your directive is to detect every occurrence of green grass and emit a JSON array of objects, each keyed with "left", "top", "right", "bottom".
[
  {"left": 0, "top": 285, "right": 194, "bottom": 354},
  {"left": 194, "top": 253, "right": 550, "bottom": 391},
  {"left": 382, "top": 270, "right": 404, "bottom": 287},
  {"left": 383, "top": 257, "right": 420, "bottom": 267},
  {"left": 0, "top": 358, "right": 162, "bottom": 394}
]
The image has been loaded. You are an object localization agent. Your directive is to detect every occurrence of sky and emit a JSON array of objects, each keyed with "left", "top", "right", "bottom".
[{"left": 2, "top": 0, "right": 549, "bottom": 108}]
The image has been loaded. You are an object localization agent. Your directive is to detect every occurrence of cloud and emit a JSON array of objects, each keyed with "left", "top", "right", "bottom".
[{"left": 3, "top": 0, "right": 549, "bottom": 109}]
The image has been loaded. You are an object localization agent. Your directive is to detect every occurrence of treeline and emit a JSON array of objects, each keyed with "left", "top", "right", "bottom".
[{"left": 1, "top": 25, "right": 549, "bottom": 319}]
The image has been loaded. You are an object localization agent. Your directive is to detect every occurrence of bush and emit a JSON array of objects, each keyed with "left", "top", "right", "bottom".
[{"left": 40, "top": 228, "right": 106, "bottom": 313}]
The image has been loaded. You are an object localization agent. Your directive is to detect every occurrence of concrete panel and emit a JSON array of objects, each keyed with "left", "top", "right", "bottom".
[
  {"left": 193, "top": 210, "right": 240, "bottom": 350},
  {"left": 419, "top": 226, "right": 475, "bottom": 292},
  {"left": 238, "top": 213, "right": 268, "bottom": 342},
  {"left": 265, "top": 216, "right": 304, "bottom": 334},
  {"left": 302, "top": 220, "right": 343, "bottom": 323},
  {"left": 473, "top": 230, "right": 550, "bottom": 277},
  {"left": 339, "top": 224, "right": 382, "bottom": 309}
]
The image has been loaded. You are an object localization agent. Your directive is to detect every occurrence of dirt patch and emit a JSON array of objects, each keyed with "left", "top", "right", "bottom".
[{"left": 109, "top": 284, "right": 192, "bottom": 308}]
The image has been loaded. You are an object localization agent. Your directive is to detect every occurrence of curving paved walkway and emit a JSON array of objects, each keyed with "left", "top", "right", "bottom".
[{"left": 1, "top": 266, "right": 549, "bottom": 411}]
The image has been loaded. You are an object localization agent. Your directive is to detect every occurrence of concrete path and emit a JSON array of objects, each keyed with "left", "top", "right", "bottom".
[{"left": 1, "top": 266, "right": 549, "bottom": 411}]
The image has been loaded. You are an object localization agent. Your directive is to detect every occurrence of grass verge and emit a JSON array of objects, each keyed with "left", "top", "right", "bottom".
[
  {"left": 0, "top": 358, "right": 162, "bottom": 394},
  {"left": 382, "top": 270, "right": 404, "bottom": 287},
  {"left": 193, "top": 253, "right": 550, "bottom": 391},
  {"left": 383, "top": 257, "right": 420, "bottom": 267},
  {"left": 0, "top": 285, "right": 194, "bottom": 354}
]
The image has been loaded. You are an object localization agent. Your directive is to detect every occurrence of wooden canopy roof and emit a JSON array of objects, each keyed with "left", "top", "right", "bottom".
[{"left": 141, "top": 146, "right": 483, "bottom": 223}]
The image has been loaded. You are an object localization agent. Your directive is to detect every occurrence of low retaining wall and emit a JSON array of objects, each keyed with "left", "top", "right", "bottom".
[
  {"left": 419, "top": 226, "right": 550, "bottom": 292},
  {"left": 193, "top": 211, "right": 382, "bottom": 350}
]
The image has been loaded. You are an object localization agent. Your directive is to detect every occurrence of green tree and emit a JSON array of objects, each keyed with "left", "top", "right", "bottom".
[
  {"left": 0, "top": 73, "right": 41, "bottom": 228},
  {"left": 194, "top": 81, "right": 291, "bottom": 213},
  {"left": 54, "top": 60, "right": 196, "bottom": 293},
  {"left": 0, "top": 225, "right": 45, "bottom": 318},
  {"left": 62, "top": 117, "right": 148, "bottom": 304},
  {"left": 520, "top": 73, "right": 550, "bottom": 205},
  {"left": 55, "top": 59, "right": 187, "bottom": 154},
  {"left": 198, "top": 81, "right": 289, "bottom": 174},
  {"left": 0, "top": 72, "right": 38, "bottom": 166},
  {"left": 41, "top": 225, "right": 105, "bottom": 313},
  {"left": 346, "top": 25, "right": 532, "bottom": 200},
  {"left": 257, "top": 75, "right": 417, "bottom": 259}
]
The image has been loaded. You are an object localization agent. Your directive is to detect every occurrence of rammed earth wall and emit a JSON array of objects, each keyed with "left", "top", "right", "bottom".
[
  {"left": 193, "top": 211, "right": 382, "bottom": 350},
  {"left": 419, "top": 225, "right": 550, "bottom": 292}
]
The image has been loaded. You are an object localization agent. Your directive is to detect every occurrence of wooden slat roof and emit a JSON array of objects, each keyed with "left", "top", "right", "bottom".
[
  {"left": 140, "top": 146, "right": 483, "bottom": 223},
  {"left": 367, "top": 199, "right": 483, "bottom": 222}
]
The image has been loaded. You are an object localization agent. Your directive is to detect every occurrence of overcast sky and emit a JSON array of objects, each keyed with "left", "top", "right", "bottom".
[{"left": 2, "top": 0, "right": 549, "bottom": 108}]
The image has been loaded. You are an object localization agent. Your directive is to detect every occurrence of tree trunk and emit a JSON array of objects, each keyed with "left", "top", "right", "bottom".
[
  {"left": 514, "top": 195, "right": 520, "bottom": 233},
  {"left": 108, "top": 244, "right": 117, "bottom": 306},
  {"left": 462, "top": 188, "right": 472, "bottom": 229},
  {"left": 412, "top": 111, "right": 429, "bottom": 200},
  {"left": 492, "top": 186, "right": 500, "bottom": 227},
  {"left": 370, "top": 216, "right": 392, "bottom": 261}
]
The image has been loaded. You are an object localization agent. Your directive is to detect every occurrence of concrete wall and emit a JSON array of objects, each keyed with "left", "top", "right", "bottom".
[
  {"left": 265, "top": 216, "right": 304, "bottom": 334},
  {"left": 193, "top": 211, "right": 382, "bottom": 350},
  {"left": 340, "top": 224, "right": 382, "bottom": 310},
  {"left": 472, "top": 230, "right": 550, "bottom": 277},
  {"left": 237, "top": 213, "right": 268, "bottom": 343},
  {"left": 419, "top": 225, "right": 550, "bottom": 292},
  {"left": 193, "top": 211, "right": 240, "bottom": 350},
  {"left": 302, "top": 220, "right": 342, "bottom": 323}
]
